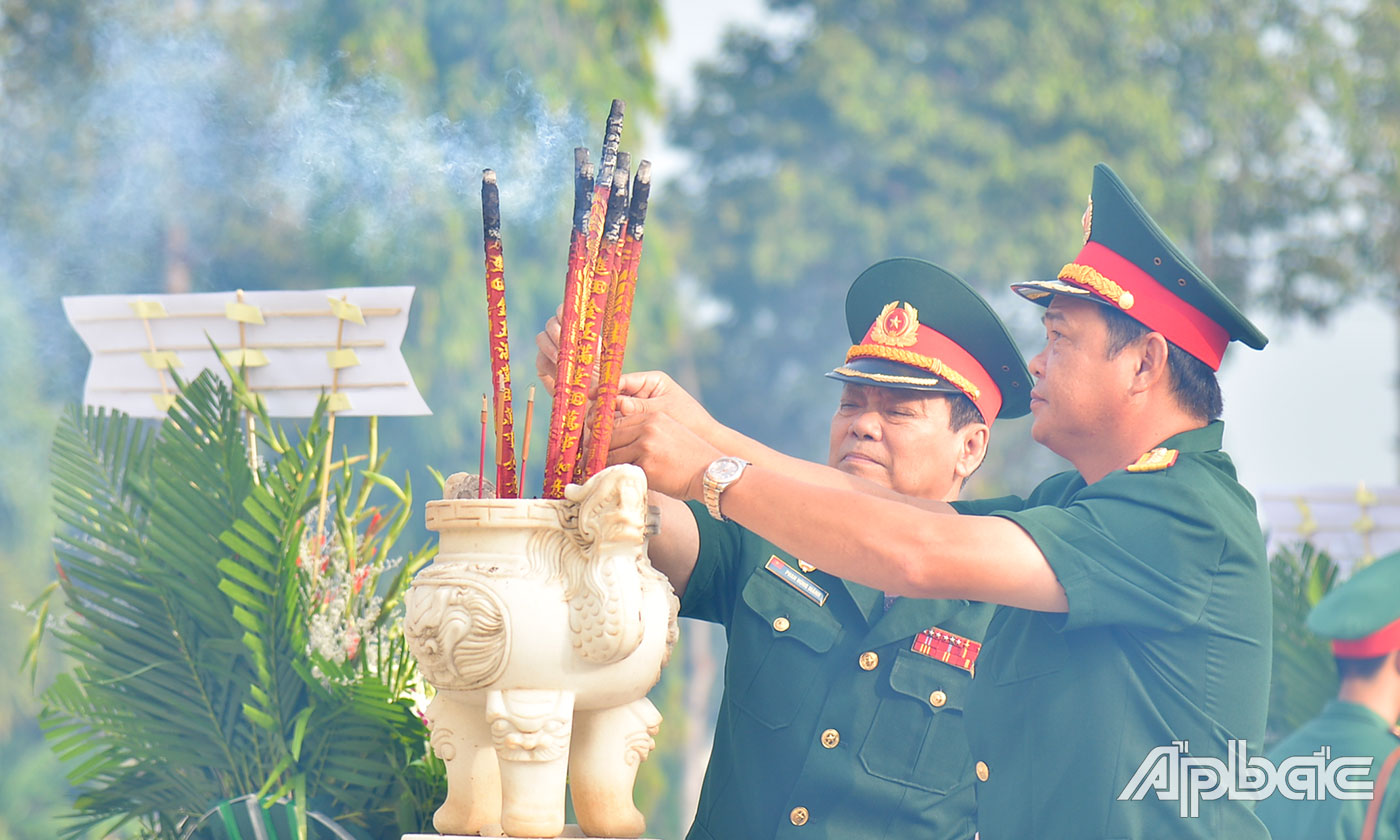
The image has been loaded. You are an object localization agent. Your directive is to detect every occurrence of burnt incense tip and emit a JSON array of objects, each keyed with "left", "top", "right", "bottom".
[
  {"left": 604, "top": 168, "right": 630, "bottom": 239},
  {"left": 617, "top": 151, "right": 631, "bottom": 174},
  {"left": 599, "top": 100, "right": 626, "bottom": 178},
  {"left": 573, "top": 162, "right": 595, "bottom": 232},
  {"left": 573, "top": 147, "right": 588, "bottom": 172},
  {"left": 628, "top": 162, "right": 652, "bottom": 240},
  {"left": 481, "top": 172, "right": 501, "bottom": 236}
]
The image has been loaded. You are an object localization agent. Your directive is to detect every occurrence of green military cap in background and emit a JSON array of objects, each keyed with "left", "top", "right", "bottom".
[
  {"left": 1308, "top": 551, "right": 1400, "bottom": 658},
  {"left": 1012, "top": 163, "right": 1268, "bottom": 371},
  {"left": 826, "top": 257, "right": 1031, "bottom": 423}
]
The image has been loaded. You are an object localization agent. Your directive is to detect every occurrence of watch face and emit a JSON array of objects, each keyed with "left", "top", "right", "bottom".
[{"left": 708, "top": 457, "right": 745, "bottom": 483}]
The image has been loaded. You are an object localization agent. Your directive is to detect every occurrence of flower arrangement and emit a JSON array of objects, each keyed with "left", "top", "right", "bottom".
[{"left": 28, "top": 368, "right": 445, "bottom": 839}]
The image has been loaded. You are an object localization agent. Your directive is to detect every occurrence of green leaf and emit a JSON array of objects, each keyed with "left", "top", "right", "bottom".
[
  {"left": 359, "top": 471, "right": 406, "bottom": 502},
  {"left": 217, "top": 556, "right": 277, "bottom": 596},
  {"left": 290, "top": 707, "right": 313, "bottom": 761},
  {"left": 244, "top": 704, "right": 279, "bottom": 731}
]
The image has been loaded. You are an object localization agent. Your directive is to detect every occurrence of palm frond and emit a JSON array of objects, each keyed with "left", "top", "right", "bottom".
[
  {"left": 1266, "top": 541, "right": 1341, "bottom": 747},
  {"left": 41, "top": 371, "right": 444, "bottom": 838}
]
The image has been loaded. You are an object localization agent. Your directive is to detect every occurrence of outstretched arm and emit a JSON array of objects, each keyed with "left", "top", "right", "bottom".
[
  {"left": 608, "top": 411, "right": 1067, "bottom": 612},
  {"left": 615, "top": 371, "right": 939, "bottom": 506},
  {"left": 644, "top": 491, "right": 701, "bottom": 598},
  {"left": 535, "top": 314, "right": 930, "bottom": 506}
]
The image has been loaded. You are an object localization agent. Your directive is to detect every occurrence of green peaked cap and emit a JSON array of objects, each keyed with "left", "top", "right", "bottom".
[
  {"left": 1012, "top": 163, "right": 1268, "bottom": 370},
  {"left": 827, "top": 257, "right": 1031, "bottom": 422},
  {"left": 1307, "top": 550, "right": 1400, "bottom": 657}
]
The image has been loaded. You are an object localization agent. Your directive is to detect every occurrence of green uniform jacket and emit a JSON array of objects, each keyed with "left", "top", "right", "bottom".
[
  {"left": 681, "top": 500, "right": 992, "bottom": 840},
  {"left": 1256, "top": 700, "right": 1400, "bottom": 840},
  {"left": 951, "top": 422, "right": 1272, "bottom": 839}
]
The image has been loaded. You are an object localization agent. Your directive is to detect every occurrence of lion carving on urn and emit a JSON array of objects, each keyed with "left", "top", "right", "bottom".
[{"left": 404, "top": 464, "right": 679, "bottom": 838}]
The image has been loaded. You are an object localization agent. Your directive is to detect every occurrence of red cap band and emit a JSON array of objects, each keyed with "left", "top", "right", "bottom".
[
  {"left": 1062, "top": 241, "right": 1231, "bottom": 370},
  {"left": 1331, "top": 615, "right": 1400, "bottom": 659},
  {"left": 848, "top": 316, "right": 1003, "bottom": 423}
]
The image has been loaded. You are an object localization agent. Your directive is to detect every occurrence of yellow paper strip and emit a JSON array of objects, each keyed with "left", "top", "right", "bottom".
[
  {"left": 150, "top": 394, "right": 178, "bottom": 411},
  {"left": 326, "top": 393, "right": 353, "bottom": 412},
  {"left": 225, "top": 301, "right": 266, "bottom": 325},
  {"left": 226, "top": 348, "right": 270, "bottom": 368},
  {"left": 326, "top": 348, "right": 360, "bottom": 369},
  {"left": 130, "top": 300, "right": 168, "bottom": 319},
  {"left": 326, "top": 297, "right": 366, "bottom": 325},
  {"left": 141, "top": 350, "right": 183, "bottom": 370}
]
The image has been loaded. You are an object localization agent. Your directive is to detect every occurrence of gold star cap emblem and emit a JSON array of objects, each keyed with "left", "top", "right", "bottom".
[
  {"left": 1082, "top": 194, "right": 1093, "bottom": 243},
  {"left": 868, "top": 301, "right": 920, "bottom": 347}
]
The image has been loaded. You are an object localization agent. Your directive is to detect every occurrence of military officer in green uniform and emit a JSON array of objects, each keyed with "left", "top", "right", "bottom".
[
  {"left": 1256, "top": 551, "right": 1400, "bottom": 840},
  {"left": 538, "top": 259, "right": 1030, "bottom": 838},
  {"left": 608, "top": 163, "right": 1272, "bottom": 838}
]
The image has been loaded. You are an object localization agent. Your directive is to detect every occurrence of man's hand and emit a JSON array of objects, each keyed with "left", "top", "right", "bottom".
[
  {"left": 608, "top": 411, "right": 723, "bottom": 501},
  {"left": 616, "top": 370, "right": 719, "bottom": 442},
  {"left": 534, "top": 306, "right": 565, "bottom": 392}
]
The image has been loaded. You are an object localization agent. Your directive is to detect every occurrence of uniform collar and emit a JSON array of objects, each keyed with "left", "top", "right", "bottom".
[
  {"left": 1321, "top": 699, "right": 1400, "bottom": 735},
  {"left": 837, "top": 579, "right": 885, "bottom": 626},
  {"left": 828, "top": 576, "right": 973, "bottom": 644},
  {"left": 1154, "top": 419, "right": 1224, "bottom": 454}
]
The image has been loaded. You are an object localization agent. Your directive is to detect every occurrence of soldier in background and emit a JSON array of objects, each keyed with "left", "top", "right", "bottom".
[{"left": 1257, "top": 551, "right": 1400, "bottom": 840}]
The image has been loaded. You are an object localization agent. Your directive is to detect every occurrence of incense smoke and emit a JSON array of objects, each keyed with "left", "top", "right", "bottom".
[{"left": 6, "top": 1, "right": 587, "bottom": 295}]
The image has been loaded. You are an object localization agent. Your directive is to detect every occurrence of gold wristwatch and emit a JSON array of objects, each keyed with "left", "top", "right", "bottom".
[{"left": 702, "top": 456, "right": 750, "bottom": 521}]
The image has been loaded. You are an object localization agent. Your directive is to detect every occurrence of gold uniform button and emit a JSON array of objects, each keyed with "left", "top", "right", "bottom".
[
  {"left": 929, "top": 690, "right": 947, "bottom": 708},
  {"left": 858, "top": 651, "right": 879, "bottom": 671},
  {"left": 976, "top": 760, "right": 990, "bottom": 782},
  {"left": 773, "top": 616, "right": 790, "bottom": 632},
  {"left": 820, "top": 728, "right": 840, "bottom": 749},
  {"left": 790, "top": 806, "right": 810, "bottom": 826}
]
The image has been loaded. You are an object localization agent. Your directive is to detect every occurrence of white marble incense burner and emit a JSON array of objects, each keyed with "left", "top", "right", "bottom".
[{"left": 405, "top": 465, "right": 679, "bottom": 838}]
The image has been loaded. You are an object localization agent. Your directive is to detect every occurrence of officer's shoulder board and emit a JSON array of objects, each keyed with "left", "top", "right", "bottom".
[{"left": 1126, "top": 447, "right": 1179, "bottom": 473}]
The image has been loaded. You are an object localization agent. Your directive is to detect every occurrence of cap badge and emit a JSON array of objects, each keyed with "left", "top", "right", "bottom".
[
  {"left": 1082, "top": 194, "right": 1093, "bottom": 244},
  {"left": 870, "top": 301, "right": 920, "bottom": 347}
]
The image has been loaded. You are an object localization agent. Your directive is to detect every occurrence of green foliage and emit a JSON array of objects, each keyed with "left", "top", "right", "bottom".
[
  {"left": 663, "top": 0, "right": 1364, "bottom": 472},
  {"left": 34, "top": 371, "right": 443, "bottom": 839},
  {"left": 1267, "top": 542, "right": 1341, "bottom": 748},
  {"left": 1251, "top": 2, "right": 1400, "bottom": 318},
  {"left": 2, "top": 1, "right": 673, "bottom": 832}
]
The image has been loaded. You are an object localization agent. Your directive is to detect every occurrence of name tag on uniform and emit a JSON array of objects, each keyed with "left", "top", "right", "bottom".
[
  {"left": 765, "top": 555, "right": 828, "bottom": 606},
  {"left": 912, "top": 626, "right": 981, "bottom": 675}
]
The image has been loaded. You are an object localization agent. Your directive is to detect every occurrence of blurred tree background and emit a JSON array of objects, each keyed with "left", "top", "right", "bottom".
[{"left": 3, "top": 0, "right": 1398, "bottom": 837}]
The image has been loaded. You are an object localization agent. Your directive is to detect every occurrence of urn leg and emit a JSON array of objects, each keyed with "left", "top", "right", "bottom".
[
  {"left": 569, "top": 697, "right": 662, "bottom": 839},
  {"left": 426, "top": 692, "right": 502, "bottom": 836},
  {"left": 487, "top": 688, "right": 575, "bottom": 838}
]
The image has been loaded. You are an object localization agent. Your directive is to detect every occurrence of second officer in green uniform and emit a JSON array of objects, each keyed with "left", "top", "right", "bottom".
[
  {"left": 538, "top": 258, "right": 1029, "bottom": 838},
  {"left": 674, "top": 260, "right": 1028, "bottom": 839}
]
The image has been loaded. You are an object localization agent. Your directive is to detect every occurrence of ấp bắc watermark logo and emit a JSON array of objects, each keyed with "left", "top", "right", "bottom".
[{"left": 1118, "top": 739, "right": 1374, "bottom": 818}]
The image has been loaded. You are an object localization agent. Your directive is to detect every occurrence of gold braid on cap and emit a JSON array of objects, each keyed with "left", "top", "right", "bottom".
[
  {"left": 1058, "top": 262, "right": 1135, "bottom": 310},
  {"left": 845, "top": 345, "right": 981, "bottom": 400}
]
